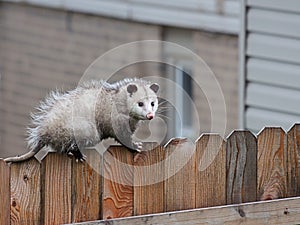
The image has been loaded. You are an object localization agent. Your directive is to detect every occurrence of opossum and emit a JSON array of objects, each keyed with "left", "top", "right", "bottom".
[{"left": 4, "top": 78, "right": 159, "bottom": 162}]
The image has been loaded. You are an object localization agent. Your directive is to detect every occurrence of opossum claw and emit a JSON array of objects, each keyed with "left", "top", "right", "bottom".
[
  {"left": 134, "top": 142, "right": 143, "bottom": 152},
  {"left": 67, "top": 147, "right": 86, "bottom": 162}
]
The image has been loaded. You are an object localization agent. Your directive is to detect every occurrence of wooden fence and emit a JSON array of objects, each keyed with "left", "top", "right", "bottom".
[{"left": 0, "top": 125, "right": 300, "bottom": 225}]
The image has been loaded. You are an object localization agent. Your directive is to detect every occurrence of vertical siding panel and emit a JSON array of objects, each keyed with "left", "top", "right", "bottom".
[
  {"left": 103, "top": 147, "right": 133, "bottom": 219},
  {"left": 0, "top": 160, "right": 10, "bottom": 225},
  {"left": 257, "top": 128, "right": 287, "bottom": 200},
  {"left": 42, "top": 153, "right": 72, "bottom": 224},
  {"left": 195, "top": 134, "right": 226, "bottom": 208},
  {"left": 133, "top": 144, "right": 165, "bottom": 215},
  {"left": 244, "top": 0, "right": 300, "bottom": 132},
  {"left": 72, "top": 150, "right": 102, "bottom": 222},
  {"left": 226, "top": 131, "right": 257, "bottom": 204},
  {"left": 164, "top": 138, "right": 196, "bottom": 211}
]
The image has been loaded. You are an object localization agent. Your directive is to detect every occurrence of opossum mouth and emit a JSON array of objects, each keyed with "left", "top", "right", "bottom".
[{"left": 130, "top": 112, "right": 155, "bottom": 120}]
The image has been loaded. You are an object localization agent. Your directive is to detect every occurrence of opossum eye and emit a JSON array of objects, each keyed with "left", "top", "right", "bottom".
[
  {"left": 151, "top": 102, "right": 155, "bottom": 107},
  {"left": 138, "top": 102, "right": 144, "bottom": 107}
]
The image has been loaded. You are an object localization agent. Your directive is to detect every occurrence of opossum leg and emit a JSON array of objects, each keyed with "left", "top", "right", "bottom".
[
  {"left": 66, "top": 144, "right": 87, "bottom": 162},
  {"left": 113, "top": 114, "right": 143, "bottom": 152}
]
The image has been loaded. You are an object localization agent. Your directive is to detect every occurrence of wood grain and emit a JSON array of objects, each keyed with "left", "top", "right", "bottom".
[
  {"left": 164, "top": 138, "right": 196, "bottom": 212},
  {"left": 133, "top": 145, "right": 165, "bottom": 215},
  {"left": 0, "top": 160, "right": 10, "bottom": 225},
  {"left": 84, "top": 197, "right": 300, "bottom": 225},
  {"left": 287, "top": 124, "right": 300, "bottom": 197},
  {"left": 103, "top": 147, "right": 134, "bottom": 219},
  {"left": 196, "top": 134, "right": 226, "bottom": 208},
  {"left": 10, "top": 158, "right": 41, "bottom": 225},
  {"left": 257, "top": 128, "right": 287, "bottom": 200},
  {"left": 42, "top": 153, "right": 72, "bottom": 224},
  {"left": 72, "top": 149, "right": 102, "bottom": 222},
  {"left": 226, "top": 131, "right": 257, "bottom": 204}
]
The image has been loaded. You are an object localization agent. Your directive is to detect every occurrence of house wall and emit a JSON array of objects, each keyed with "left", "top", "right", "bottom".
[
  {"left": 0, "top": 2, "right": 161, "bottom": 157},
  {"left": 2, "top": 0, "right": 240, "bottom": 34},
  {"left": 241, "top": 0, "right": 300, "bottom": 133},
  {"left": 0, "top": 2, "right": 239, "bottom": 157}
]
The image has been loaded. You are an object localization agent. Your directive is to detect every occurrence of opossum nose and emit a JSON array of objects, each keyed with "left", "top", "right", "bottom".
[{"left": 146, "top": 113, "right": 154, "bottom": 120}]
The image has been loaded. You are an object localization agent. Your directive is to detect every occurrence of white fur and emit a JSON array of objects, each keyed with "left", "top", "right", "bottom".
[{"left": 5, "top": 78, "right": 159, "bottom": 162}]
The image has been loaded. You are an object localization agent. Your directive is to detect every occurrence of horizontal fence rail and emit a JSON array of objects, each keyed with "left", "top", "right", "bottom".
[
  {"left": 1, "top": 125, "right": 300, "bottom": 225},
  {"left": 65, "top": 197, "right": 300, "bottom": 225}
]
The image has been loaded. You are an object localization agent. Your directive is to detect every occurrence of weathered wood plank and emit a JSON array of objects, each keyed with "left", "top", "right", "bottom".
[
  {"left": 10, "top": 158, "right": 41, "bottom": 225},
  {"left": 195, "top": 134, "right": 226, "bottom": 208},
  {"left": 287, "top": 124, "right": 300, "bottom": 197},
  {"left": 226, "top": 131, "right": 257, "bottom": 204},
  {"left": 103, "top": 147, "right": 134, "bottom": 219},
  {"left": 133, "top": 145, "right": 165, "bottom": 215},
  {"left": 43, "top": 153, "right": 72, "bottom": 224},
  {"left": 257, "top": 128, "right": 287, "bottom": 200},
  {"left": 0, "top": 160, "right": 10, "bottom": 225},
  {"left": 72, "top": 197, "right": 300, "bottom": 225},
  {"left": 72, "top": 149, "right": 102, "bottom": 222},
  {"left": 164, "top": 138, "right": 196, "bottom": 212}
]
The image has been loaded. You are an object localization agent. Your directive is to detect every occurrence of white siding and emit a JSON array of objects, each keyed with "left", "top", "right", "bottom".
[
  {"left": 241, "top": 0, "right": 300, "bottom": 133},
  {"left": 2, "top": 0, "right": 240, "bottom": 34}
]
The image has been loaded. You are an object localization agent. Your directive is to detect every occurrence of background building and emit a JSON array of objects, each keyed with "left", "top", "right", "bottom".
[
  {"left": 240, "top": 0, "right": 300, "bottom": 133},
  {"left": 0, "top": 0, "right": 240, "bottom": 157}
]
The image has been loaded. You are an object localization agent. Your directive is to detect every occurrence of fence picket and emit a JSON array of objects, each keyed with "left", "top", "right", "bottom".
[
  {"left": 0, "top": 159, "right": 10, "bottom": 225},
  {"left": 103, "top": 146, "right": 134, "bottom": 219},
  {"left": 72, "top": 149, "right": 102, "bottom": 222},
  {"left": 287, "top": 124, "right": 300, "bottom": 197},
  {"left": 226, "top": 131, "right": 257, "bottom": 204},
  {"left": 10, "top": 158, "right": 41, "bottom": 225},
  {"left": 195, "top": 134, "right": 226, "bottom": 208},
  {"left": 3, "top": 125, "right": 300, "bottom": 225},
  {"left": 43, "top": 153, "right": 72, "bottom": 224},
  {"left": 257, "top": 128, "right": 287, "bottom": 200},
  {"left": 133, "top": 145, "right": 165, "bottom": 216},
  {"left": 164, "top": 138, "right": 196, "bottom": 211}
]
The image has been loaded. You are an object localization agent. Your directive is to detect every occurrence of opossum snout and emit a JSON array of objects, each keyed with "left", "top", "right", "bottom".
[{"left": 146, "top": 113, "right": 154, "bottom": 120}]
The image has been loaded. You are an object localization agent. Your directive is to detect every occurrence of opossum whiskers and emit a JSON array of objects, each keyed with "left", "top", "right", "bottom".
[
  {"left": 156, "top": 100, "right": 172, "bottom": 121},
  {"left": 157, "top": 113, "right": 172, "bottom": 121}
]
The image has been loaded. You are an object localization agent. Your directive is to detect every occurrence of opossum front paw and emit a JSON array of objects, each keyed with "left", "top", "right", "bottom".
[
  {"left": 133, "top": 142, "right": 143, "bottom": 152},
  {"left": 67, "top": 150, "right": 86, "bottom": 162}
]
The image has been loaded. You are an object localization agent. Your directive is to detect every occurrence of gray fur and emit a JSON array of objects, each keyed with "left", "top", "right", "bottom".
[{"left": 4, "top": 78, "right": 159, "bottom": 162}]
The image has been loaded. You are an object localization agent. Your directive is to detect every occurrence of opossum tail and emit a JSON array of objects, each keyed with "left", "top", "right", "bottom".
[
  {"left": 4, "top": 126, "right": 46, "bottom": 163},
  {"left": 4, "top": 140, "right": 45, "bottom": 163}
]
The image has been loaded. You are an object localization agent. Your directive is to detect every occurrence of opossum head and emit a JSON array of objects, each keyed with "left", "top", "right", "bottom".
[{"left": 127, "top": 82, "right": 159, "bottom": 120}]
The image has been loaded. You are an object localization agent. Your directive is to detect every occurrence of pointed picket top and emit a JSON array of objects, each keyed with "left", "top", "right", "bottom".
[
  {"left": 164, "top": 137, "right": 189, "bottom": 148},
  {"left": 164, "top": 137, "right": 196, "bottom": 168},
  {"left": 257, "top": 127, "right": 287, "bottom": 200},
  {"left": 287, "top": 124, "right": 300, "bottom": 197},
  {"left": 226, "top": 130, "right": 257, "bottom": 204},
  {"left": 195, "top": 133, "right": 225, "bottom": 172},
  {"left": 257, "top": 126, "right": 286, "bottom": 137}
]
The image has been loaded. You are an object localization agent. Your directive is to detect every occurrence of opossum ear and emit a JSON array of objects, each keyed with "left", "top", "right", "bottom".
[
  {"left": 150, "top": 83, "right": 159, "bottom": 93},
  {"left": 127, "top": 84, "right": 138, "bottom": 95}
]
